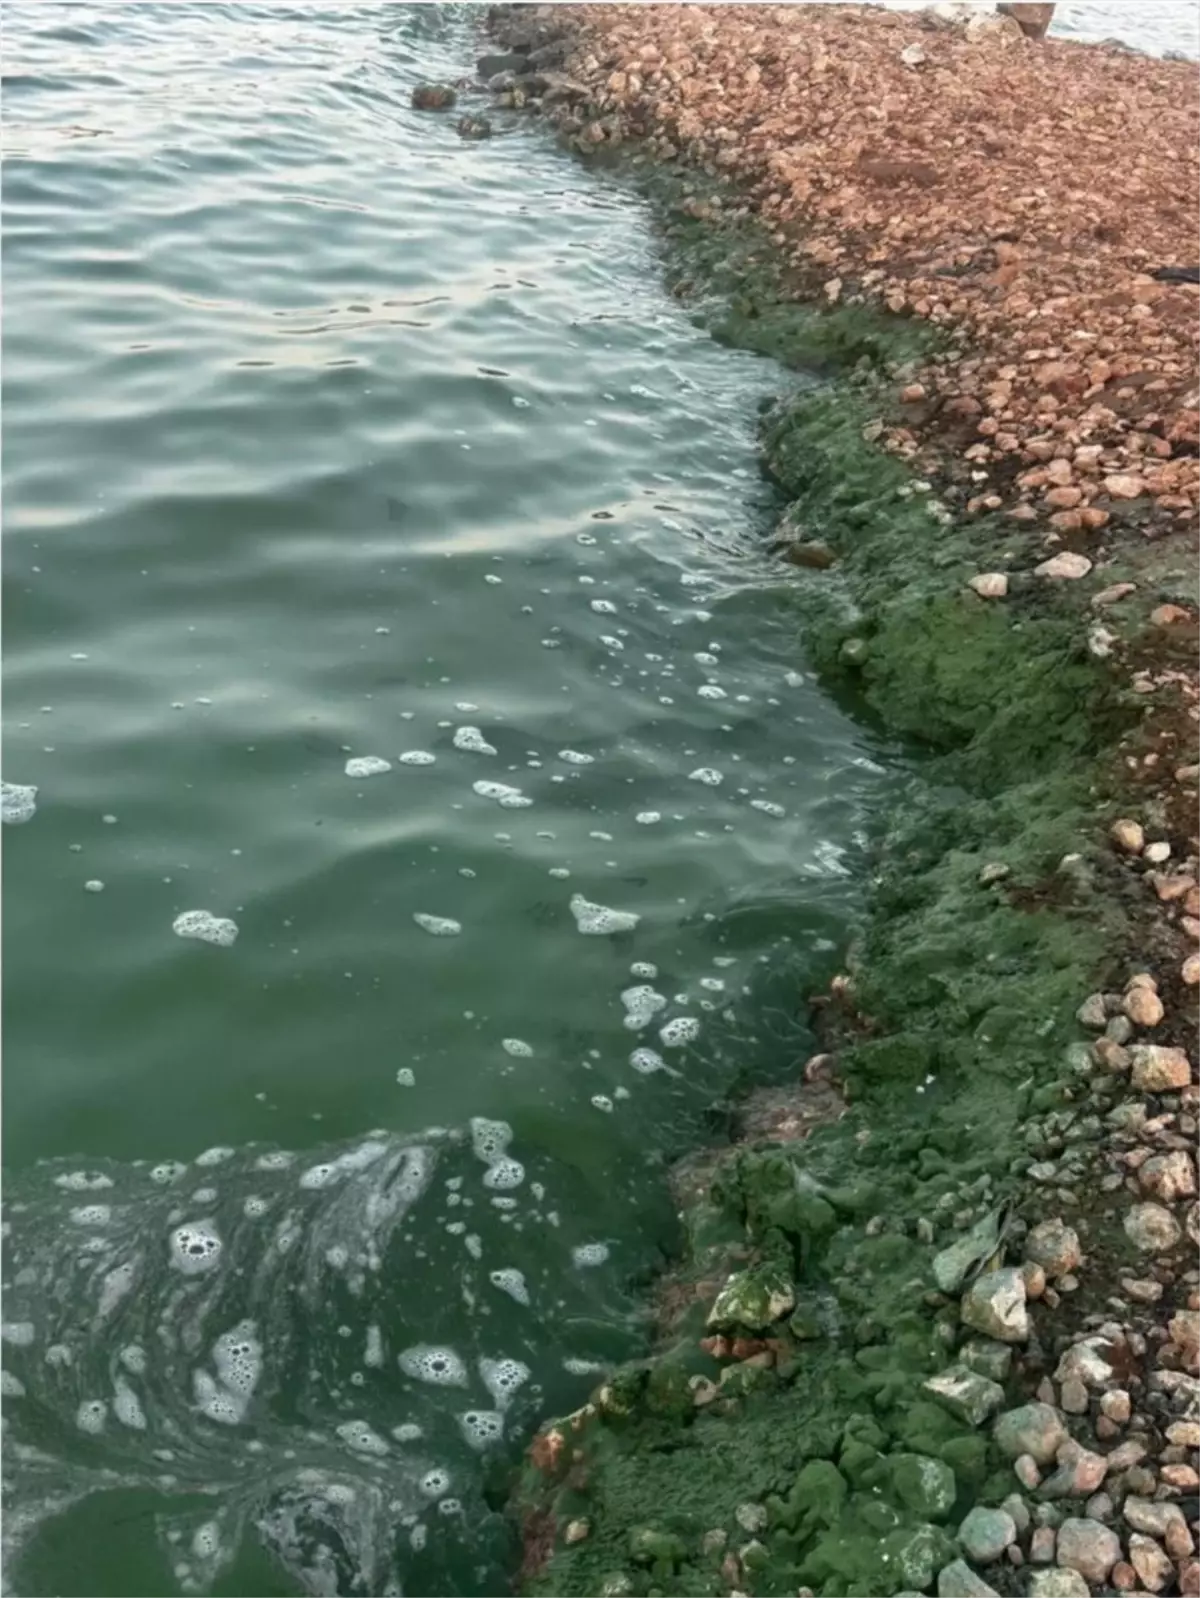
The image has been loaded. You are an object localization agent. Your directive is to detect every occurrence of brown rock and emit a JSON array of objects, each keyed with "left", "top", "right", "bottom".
[
  {"left": 1027, "top": 1218, "right": 1082, "bottom": 1278},
  {"left": 1124, "top": 985, "right": 1165, "bottom": 1028},
  {"left": 1110, "top": 818, "right": 1145, "bottom": 854},
  {"left": 998, "top": 3, "right": 1057, "bottom": 40},
  {"left": 1139, "top": 1151, "right": 1197, "bottom": 1201},
  {"left": 1130, "top": 1045, "right": 1192, "bottom": 1091},
  {"left": 969, "top": 572, "right": 1009, "bottom": 598},
  {"left": 1104, "top": 472, "right": 1148, "bottom": 498},
  {"left": 1150, "top": 603, "right": 1192, "bottom": 625}
]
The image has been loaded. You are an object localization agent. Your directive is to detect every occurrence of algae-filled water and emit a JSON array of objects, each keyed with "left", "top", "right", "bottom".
[{"left": 0, "top": 6, "right": 903, "bottom": 1595}]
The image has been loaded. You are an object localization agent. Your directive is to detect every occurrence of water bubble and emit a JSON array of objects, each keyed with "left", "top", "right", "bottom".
[
  {"left": 344, "top": 756, "right": 392, "bottom": 778},
  {"left": 501, "top": 1038, "right": 532, "bottom": 1058},
  {"left": 488, "top": 1268, "right": 530, "bottom": 1306},
  {"left": 336, "top": 1420, "right": 389, "bottom": 1456},
  {"left": 479, "top": 1356, "right": 529, "bottom": 1410},
  {"left": 482, "top": 1158, "right": 525, "bottom": 1191},
  {"left": 558, "top": 750, "right": 594, "bottom": 765},
  {"left": 629, "top": 1047, "right": 666, "bottom": 1074},
  {"left": 398, "top": 1346, "right": 468, "bottom": 1388},
  {"left": 659, "top": 1016, "right": 700, "bottom": 1047},
  {"left": 569, "top": 894, "right": 640, "bottom": 935},
  {"left": 413, "top": 913, "right": 462, "bottom": 937},
  {"left": 470, "top": 1118, "right": 512, "bottom": 1164},
  {"left": 590, "top": 1095, "right": 613, "bottom": 1113},
  {"left": 398, "top": 751, "right": 436, "bottom": 766},
  {"left": 419, "top": 1469, "right": 451, "bottom": 1500},
  {"left": 172, "top": 910, "right": 239, "bottom": 947},
  {"left": 168, "top": 1220, "right": 222, "bottom": 1276},
  {"left": 213, "top": 1322, "right": 262, "bottom": 1399},
  {"left": 1, "top": 782, "right": 38, "bottom": 825},
  {"left": 620, "top": 985, "right": 667, "bottom": 1031},
  {"left": 687, "top": 767, "right": 723, "bottom": 787},
  {"left": 84, "top": 880, "right": 105, "bottom": 893},
  {"left": 697, "top": 685, "right": 726, "bottom": 700},
  {"left": 458, "top": 1409, "right": 504, "bottom": 1450},
  {"left": 750, "top": 798, "right": 786, "bottom": 818},
  {"left": 635, "top": 811, "right": 661, "bottom": 825},
  {"left": 453, "top": 726, "right": 497, "bottom": 756},
  {"left": 192, "top": 1522, "right": 221, "bottom": 1559},
  {"left": 75, "top": 1399, "right": 107, "bottom": 1435},
  {"left": 471, "top": 780, "right": 529, "bottom": 807},
  {"left": 630, "top": 962, "right": 658, "bottom": 979}
]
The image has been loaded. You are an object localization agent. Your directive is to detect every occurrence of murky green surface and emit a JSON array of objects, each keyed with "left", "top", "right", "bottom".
[{"left": 2, "top": 7, "right": 896, "bottom": 1594}]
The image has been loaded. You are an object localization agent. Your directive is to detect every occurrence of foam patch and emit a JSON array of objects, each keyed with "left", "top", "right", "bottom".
[
  {"left": 453, "top": 727, "right": 497, "bottom": 756},
  {"left": 1, "top": 782, "right": 38, "bottom": 825},
  {"left": 412, "top": 913, "right": 462, "bottom": 937},
  {"left": 569, "top": 894, "right": 640, "bottom": 935},
  {"left": 344, "top": 756, "right": 392, "bottom": 777},
  {"left": 172, "top": 910, "right": 239, "bottom": 948}
]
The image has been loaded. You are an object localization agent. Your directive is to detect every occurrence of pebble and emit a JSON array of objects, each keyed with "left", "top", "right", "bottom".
[
  {"left": 1124, "top": 1202, "right": 1182, "bottom": 1252},
  {"left": 1123, "top": 985, "right": 1165, "bottom": 1028},
  {"left": 936, "top": 1560, "right": 999, "bottom": 1597},
  {"left": 1110, "top": 819, "right": 1146, "bottom": 855},
  {"left": 1040, "top": 1442, "right": 1107, "bottom": 1499},
  {"left": 959, "top": 1507, "right": 1017, "bottom": 1563},
  {"left": 1016, "top": 1454, "right": 1044, "bottom": 1490},
  {"left": 1100, "top": 1389, "right": 1131, "bottom": 1425},
  {"left": 1029, "top": 1570, "right": 1090, "bottom": 1598},
  {"left": 1036, "top": 552, "right": 1092, "bottom": 580},
  {"left": 1128, "top": 1533, "right": 1174, "bottom": 1591},
  {"left": 1031, "top": 1526, "right": 1057, "bottom": 1563},
  {"left": 1060, "top": 1377, "right": 1089, "bottom": 1415},
  {"left": 1054, "top": 1517, "right": 1122, "bottom": 1584},
  {"left": 1139, "top": 1150, "right": 1197, "bottom": 1201},
  {"left": 969, "top": 572, "right": 1008, "bottom": 598}
]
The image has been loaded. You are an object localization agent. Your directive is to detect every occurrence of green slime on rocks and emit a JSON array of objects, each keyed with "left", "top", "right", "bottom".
[{"left": 508, "top": 163, "right": 1140, "bottom": 1598}]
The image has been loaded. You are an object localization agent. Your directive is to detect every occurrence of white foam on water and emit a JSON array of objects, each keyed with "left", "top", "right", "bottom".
[
  {"left": 469, "top": 1118, "right": 512, "bottom": 1164},
  {"left": 458, "top": 1410, "right": 504, "bottom": 1451},
  {"left": 412, "top": 913, "right": 462, "bottom": 937},
  {"left": 112, "top": 1377, "right": 146, "bottom": 1430},
  {"left": 453, "top": 726, "right": 497, "bottom": 756},
  {"left": 168, "top": 1220, "right": 223, "bottom": 1276},
  {"left": 69, "top": 1205, "right": 111, "bottom": 1226},
  {"left": 392, "top": 1422, "right": 422, "bottom": 1443},
  {"left": 479, "top": 1357, "right": 529, "bottom": 1411},
  {"left": 629, "top": 1047, "right": 666, "bottom": 1075},
  {"left": 336, "top": 1420, "right": 389, "bottom": 1457},
  {"left": 1, "top": 1371, "right": 26, "bottom": 1397},
  {"left": 500, "top": 1038, "right": 532, "bottom": 1058},
  {"left": 172, "top": 910, "right": 239, "bottom": 948},
  {"left": 84, "top": 880, "right": 104, "bottom": 893},
  {"left": 635, "top": 811, "right": 661, "bottom": 825},
  {"left": 697, "top": 685, "right": 726, "bottom": 700},
  {"left": 548, "top": 867, "right": 571, "bottom": 880},
  {"left": 481, "top": 1158, "right": 524, "bottom": 1192},
  {"left": 558, "top": 750, "right": 594, "bottom": 765},
  {"left": 569, "top": 894, "right": 640, "bottom": 936},
  {"left": 75, "top": 1398, "right": 106, "bottom": 1434},
  {"left": 750, "top": 798, "right": 786, "bottom": 818},
  {"left": 659, "top": 1016, "right": 701, "bottom": 1048},
  {"left": 364, "top": 1325, "right": 384, "bottom": 1368},
  {"left": 395, "top": 1067, "right": 415, "bottom": 1087},
  {"left": 213, "top": 1322, "right": 262, "bottom": 1401},
  {"left": 620, "top": 985, "right": 667, "bottom": 1031},
  {"left": 299, "top": 1139, "right": 388, "bottom": 1191},
  {"left": 54, "top": 1171, "right": 114, "bottom": 1192},
  {"left": 119, "top": 1344, "right": 146, "bottom": 1375},
  {"left": 344, "top": 755, "right": 392, "bottom": 778},
  {"left": 397, "top": 1346, "right": 468, "bottom": 1388},
  {"left": 398, "top": 751, "right": 436, "bottom": 766},
  {"left": 98, "top": 1261, "right": 137, "bottom": 1318},
  {"left": 571, "top": 1242, "right": 610, "bottom": 1268},
  {"left": 1, "top": 782, "right": 38, "bottom": 825},
  {"left": 192, "top": 1522, "right": 221, "bottom": 1559},
  {"left": 150, "top": 1162, "right": 187, "bottom": 1184},
  {"left": 699, "top": 977, "right": 726, "bottom": 993},
  {"left": 419, "top": 1468, "right": 451, "bottom": 1500},
  {"left": 688, "top": 767, "right": 723, "bottom": 787},
  {"left": 488, "top": 1268, "right": 530, "bottom": 1307},
  {"left": 630, "top": 961, "right": 658, "bottom": 979},
  {"left": 589, "top": 599, "right": 617, "bottom": 614},
  {"left": 195, "top": 1147, "right": 234, "bottom": 1168},
  {"left": 590, "top": 1095, "right": 613, "bottom": 1113},
  {"left": 471, "top": 780, "right": 527, "bottom": 807}
]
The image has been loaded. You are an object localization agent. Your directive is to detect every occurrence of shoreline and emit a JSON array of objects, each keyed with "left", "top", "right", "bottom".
[{"left": 438, "top": 6, "right": 1200, "bottom": 1596}]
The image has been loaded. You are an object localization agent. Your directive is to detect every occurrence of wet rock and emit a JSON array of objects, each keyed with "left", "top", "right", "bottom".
[
  {"left": 1124, "top": 1202, "right": 1182, "bottom": 1252},
  {"left": 456, "top": 115, "right": 493, "bottom": 140},
  {"left": 959, "top": 1506, "right": 1017, "bottom": 1562},
  {"left": 925, "top": 1366, "right": 1006, "bottom": 1426},
  {"left": 1029, "top": 1570, "right": 1090, "bottom": 1598},
  {"left": 969, "top": 572, "right": 1008, "bottom": 598},
  {"left": 994, "top": 1403, "right": 1069, "bottom": 1465},
  {"left": 1128, "top": 1533, "right": 1174, "bottom": 1592},
  {"left": 961, "top": 1268, "right": 1028, "bottom": 1342},
  {"left": 936, "top": 1559, "right": 999, "bottom": 1596},
  {"left": 1130, "top": 1045, "right": 1192, "bottom": 1091},
  {"left": 1076, "top": 992, "right": 1108, "bottom": 1029},
  {"left": 960, "top": 1338, "right": 1013, "bottom": 1382},
  {"left": 1026, "top": 1218, "right": 1082, "bottom": 1278},
  {"left": 779, "top": 541, "right": 837, "bottom": 570},
  {"left": 1054, "top": 1517, "right": 1122, "bottom": 1584},
  {"left": 707, "top": 1269, "right": 794, "bottom": 1332},
  {"left": 411, "top": 82, "right": 457, "bottom": 111},
  {"left": 477, "top": 51, "right": 528, "bottom": 78},
  {"left": 1036, "top": 552, "right": 1092, "bottom": 580}
]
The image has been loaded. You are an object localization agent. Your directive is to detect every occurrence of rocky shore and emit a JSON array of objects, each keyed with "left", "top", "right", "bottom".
[{"left": 421, "top": 7, "right": 1200, "bottom": 1596}]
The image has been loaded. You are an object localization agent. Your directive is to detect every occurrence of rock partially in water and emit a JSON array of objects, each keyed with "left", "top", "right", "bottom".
[
  {"left": 457, "top": 115, "right": 493, "bottom": 141},
  {"left": 411, "top": 82, "right": 457, "bottom": 111}
]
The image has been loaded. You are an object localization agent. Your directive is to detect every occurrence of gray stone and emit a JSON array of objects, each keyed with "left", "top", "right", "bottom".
[
  {"left": 1059, "top": 1377, "right": 1089, "bottom": 1414},
  {"left": 1124, "top": 1202, "right": 1182, "bottom": 1252},
  {"left": 1054, "top": 1517, "right": 1121, "bottom": 1584},
  {"left": 1015, "top": 1453, "right": 1042, "bottom": 1490},
  {"left": 1123, "top": 1496, "right": 1192, "bottom": 1544},
  {"left": 1038, "top": 1442, "right": 1106, "bottom": 1499},
  {"left": 993, "top": 1403, "right": 1068, "bottom": 1465},
  {"left": 1029, "top": 1571, "right": 1090, "bottom": 1598},
  {"left": 932, "top": 1210, "right": 1006, "bottom": 1293},
  {"left": 1030, "top": 1525, "right": 1056, "bottom": 1562},
  {"left": 961, "top": 1268, "right": 1029, "bottom": 1342},
  {"left": 924, "top": 1366, "right": 1005, "bottom": 1426},
  {"left": 936, "top": 1558, "right": 999, "bottom": 1597},
  {"left": 1026, "top": 1218, "right": 1082, "bottom": 1278},
  {"left": 1053, "top": 1337, "right": 1114, "bottom": 1390},
  {"left": 960, "top": 1338, "right": 1013, "bottom": 1382},
  {"left": 958, "top": 1506, "right": 1017, "bottom": 1563},
  {"left": 1075, "top": 992, "right": 1107, "bottom": 1029}
]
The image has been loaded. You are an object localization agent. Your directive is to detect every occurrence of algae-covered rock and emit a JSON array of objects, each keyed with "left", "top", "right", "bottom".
[
  {"left": 411, "top": 82, "right": 457, "bottom": 111},
  {"left": 890, "top": 1452, "right": 957, "bottom": 1520},
  {"left": 992, "top": 1401, "right": 1068, "bottom": 1464},
  {"left": 936, "top": 1556, "right": 1001, "bottom": 1595},
  {"left": 924, "top": 1365, "right": 1005, "bottom": 1426},
  {"left": 883, "top": 1524, "right": 957, "bottom": 1591},
  {"left": 707, "top": 1266, "right": 794, "bottom": 1332},
  {"left": 932, "top": 1209, "right": 1007, "bottom": 1293},
  {"left": 627, "top": 1526, "right": 686, "bottom": 1568},
  {"left": 958, "top": 1337, "right": 1013, "bottom": 1382},
  {"left": 785, "top": 1458, "right": 848, "bottom": 1537}
]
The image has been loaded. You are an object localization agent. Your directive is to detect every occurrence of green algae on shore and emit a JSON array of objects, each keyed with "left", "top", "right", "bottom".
[{"left": 502, "top": 118, "right": 1150, "bottom": 1598}]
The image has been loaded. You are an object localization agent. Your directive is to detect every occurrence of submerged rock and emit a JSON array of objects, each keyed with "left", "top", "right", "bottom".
[
  {"left": 411, "top": 82, "right": 457, "bottom": 111},
  {"left": 456, "top": 114, "right": 493, "bottom": 140}
]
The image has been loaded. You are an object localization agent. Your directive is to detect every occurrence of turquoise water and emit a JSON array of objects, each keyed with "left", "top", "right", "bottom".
[{"left": 2, "top": 7, "right": 898, "bottom": 1594}]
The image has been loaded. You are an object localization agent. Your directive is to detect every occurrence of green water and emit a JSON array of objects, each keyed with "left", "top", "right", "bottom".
[{"left": 2, "top": 6, "right": 897, "bottom": 1594}]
